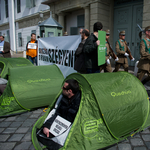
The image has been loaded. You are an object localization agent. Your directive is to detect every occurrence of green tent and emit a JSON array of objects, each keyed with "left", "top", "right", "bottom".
[
  {"left": 0, "top": 65, "right": 64, "bottom": 117},
  {"left": 0, "top": 57, "right": 33, "bottom": 79},
  {"left": 32, "top": 72, "right": 150, "bottom": 150}
]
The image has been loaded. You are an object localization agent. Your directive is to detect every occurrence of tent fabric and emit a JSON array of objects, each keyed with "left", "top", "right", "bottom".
[
  {"left": 0, "top": 57, "right": 33, "bottom": 79},
  {"left": 0, "top": 65, "right": 64, "bottom": 117},
  {"left": 32, "top": 72, "right": 150, "bottom": 150}
]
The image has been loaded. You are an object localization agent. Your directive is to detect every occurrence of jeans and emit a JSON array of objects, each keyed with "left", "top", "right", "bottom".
[
  {"left": 28, "top": 56, "right": 37, "bottom": 65},
  {"left": 86, "top": 68, "right": 100, "bottom": 74}
]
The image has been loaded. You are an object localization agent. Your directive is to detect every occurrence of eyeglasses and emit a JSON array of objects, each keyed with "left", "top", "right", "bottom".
[{"left": 62, "top": 86, "right": 68, "bottom": 90}]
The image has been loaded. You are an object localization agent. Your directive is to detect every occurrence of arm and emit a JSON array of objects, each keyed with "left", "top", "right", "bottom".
[
  {"left": 83, "top": 39, "right": 98, "bottom": 54},
  {"left": 115, "top": 41, "right": 126, "bottom": 55},
  {"left": 140, "top": 40, "right": 150, "bottom": 59}
]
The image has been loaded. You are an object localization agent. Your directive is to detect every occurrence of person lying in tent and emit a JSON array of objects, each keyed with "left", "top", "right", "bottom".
[{"left": 37, "top": 79, "right": 81, "bottom": 149}]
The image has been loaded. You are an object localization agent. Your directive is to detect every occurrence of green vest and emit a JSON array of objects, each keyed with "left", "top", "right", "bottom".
[
  {"left": 142, "top": 39, "right": 150, "bottom": 54},
  {"left": 105, "top": 42, "right": 108, "bottom": 56},
  {"left": 118, "top": 40, "right": 125, "bottom": 51}
]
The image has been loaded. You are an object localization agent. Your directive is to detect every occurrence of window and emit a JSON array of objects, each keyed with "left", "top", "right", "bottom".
[
  {"left": 26, "top": 0, "right": 36, "bottom": 9},
  {"left": 5, "top": 0, "right": 9, "bottom": 18},
  {"left": 0, "top": 32, "right": 1, "bottom": 36},
  {"left": 70, "top": 27, "right": 78, "bottom": 35},
  {"left": 18, "top": 32, "right": 22, "bottom": 47},
  {"left": 7, "top": 30, "right": 10, "bottom": 43},
  {"left": 0, "top": 0, "right": 1, "bottom": 20},
  {"left": 27, "top": 36, "right": 31, "bottom": 42},
  {"left": 17, "top": 0, "right": 21, "bottom": 13},
  {"left": 48, "top": 32, "right": 54, "bottom": 37},
  {"left": 31, "top": 30, "right": 36, "bottom": 34},
  {"left": 58, "top": 33, "right": 61, "bottom": 36},
  {"left": 77, "top": 15, "right": 84, "bottom": 27}
]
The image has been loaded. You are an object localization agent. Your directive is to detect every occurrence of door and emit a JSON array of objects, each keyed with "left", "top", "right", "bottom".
[{"left": 114, "top": 2, "right": 143, "bottom": 66}]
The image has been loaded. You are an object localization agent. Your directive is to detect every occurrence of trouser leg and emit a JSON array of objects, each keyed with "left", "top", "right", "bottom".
[
  {"left": 137, "top": 70, "right": 146, "bottom": 81},
  {"left": 105, "top": 64, "right": 112, "bottom": 72},
  {"left": 113, "top": 63, "right": 121, "bottom": 72},
  {"left": 141, "top": 72, "right": 150, "bottom": 85},
  {"left": 123, "top": 63, "right": 128, "bottom": 72}
]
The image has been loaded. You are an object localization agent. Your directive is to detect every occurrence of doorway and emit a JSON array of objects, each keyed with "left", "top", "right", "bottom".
[{"left": 113, "top": 0, "right": 143, "bottom": 66}]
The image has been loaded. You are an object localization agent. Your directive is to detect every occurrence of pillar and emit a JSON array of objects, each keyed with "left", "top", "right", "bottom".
[
  {"left": 58, "top": 12, "right": 65, "bottom": 34},
  {"left": 84, "top": 6, "right": 90, "bottom": 30}
]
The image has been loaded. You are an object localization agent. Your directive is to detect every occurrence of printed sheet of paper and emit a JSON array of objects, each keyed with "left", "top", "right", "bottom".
[
  {"left": 98, "top": 31, "right": 106, "bottom": 66},
  {"left": 0, "top": 46, "right": 3, "bottom": 52},
  {"left": 50, "top": 115, "right": 71, "bottom": 137},
  {"left": 28, "top": 43, "right": 37, "bottom": 49}
]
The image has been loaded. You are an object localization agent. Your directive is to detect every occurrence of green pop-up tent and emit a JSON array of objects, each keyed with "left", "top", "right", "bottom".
[
  {"left": 0, "top": 57, "right": 33, "bottom": 79},
  {"left": 0, "top": 65, "right": 64, "bottom": 117},
  {"left": 32, "top": 72, "right": 150, "bottom": 150}
]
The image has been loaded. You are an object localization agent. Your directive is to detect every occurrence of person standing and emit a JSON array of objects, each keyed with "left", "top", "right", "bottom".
[
  {"left": 113, "top": 31, "right": 134, "bottom": 72},
  {"left": 83, "top": 22, "right": 102, "bottom": 74},
  {"left": 26, "top": 33, "right": 38, "bottom": 65},
  {"left": 0, "top": 35, "right": 11, "bottom": 58},
  {"left": 74, "top": 29, "right": 90, "bottom": 73},
  {"left": 137, "top": 26, "right": 150, "bottom": 84}
]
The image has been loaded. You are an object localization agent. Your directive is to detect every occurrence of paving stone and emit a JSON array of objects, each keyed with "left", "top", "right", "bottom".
[
  {"left": 0, "top": 121, "right": 11, "bottom": 127},
  {"left": 133, "top": 147, "right": 147, "bottom": 150},
  {"left": 8, "top": 134, "right": 24, "bottom": 141},
  {"left": 21, "top": 119, "right": 36, "bottom": 127},
  {"left": 22, "top": 132, "right": 31, "bottom": 141},
  {"left": 0, "top": 118, "right": 5, "bottom": 122},
  {"left": 0, "top": 128, "right": 5, "bottom": 133},
  {"left": 20, "top": 112, "right": 32, "bottom": 117},
  {"left": 133, "top": 134, "right": 140, "bottom": 138},
  {"left": 106, "top": 145, "right": 117, "bottom": 150},
  {"left": 0, "top": 142, "right": 16, "bottom": 150},
  {"left": 130, "top": 138, "right": 144, "bottom": 146},
  {"left": 15, "top": 127, "right": 29, "bottom": 133},
  {"left": 118, "top": 143, "right": 132, "bottom": 150},
  {"left": 15, "top": 116, "right": 28, "bottom": 122},
  {"left": 145, "top": 141, "right": 150, "bottom": 149},
  {"left": 33, "top": 109, "right": 43, "bottom": 114},
  {"left": 14, "top": 141, "right": 32, "bottom": 150},
  {"left": 5, "top": 116, "right": 17, "bottom": 121},
  {"left": 0, "top": 134, "right": 10, "bottom": 142},
  {"left": 29, "top": 113, "right": 41, "bottom": 118},
  {"left": 141, "top": 129, "right": 150, "bottom": 134},
  {"left": 9, "top": 121, "right": 23, "bottom": 128},
  {"left": 142, "top": 134, "right": 150, "bottom": 141},
  {"left": 3, "top": 128, "right": 17, "bottom": 133},
  {"left": 29, "top": 144, "right": 36, "bottom": 150}
]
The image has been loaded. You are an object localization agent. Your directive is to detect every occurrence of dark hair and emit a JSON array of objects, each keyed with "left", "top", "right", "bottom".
[
  {"left": 65, "top": 79, "right": 79, "bottom": 94},
  {"left": 31, "top": 33, "right": 36, "bottom": 37},
  {"left": 82, "top": 29, "right": 90, "bottom": 37},
  {"left": 0, "top": 35, "right": 4, "bottom": 38},
  {"left": 93, "top": 22, "right": 103, "bottom": 32}
]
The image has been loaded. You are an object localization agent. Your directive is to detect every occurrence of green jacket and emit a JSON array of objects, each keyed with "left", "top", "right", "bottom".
[{"left": 83, "top": 33, "right": 99, "bottom": 69}]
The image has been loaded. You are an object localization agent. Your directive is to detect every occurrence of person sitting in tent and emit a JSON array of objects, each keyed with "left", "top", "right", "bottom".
[
  {"left": 37, "top": 79, "right": 81, "bottom": 149},
  {"left": 0, "top": 78, "right": 8, "bottom": 96}
]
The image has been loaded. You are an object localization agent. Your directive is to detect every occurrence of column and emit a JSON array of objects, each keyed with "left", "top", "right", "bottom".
[
  {"left": 9, "top": 0, "right": 16, "bottom": 53},
  {"left": 84, "top": 6, "right": 90, "bottom": 30},
  {"left": 58, "top": 12, "right": 65, "bottom": 34}
]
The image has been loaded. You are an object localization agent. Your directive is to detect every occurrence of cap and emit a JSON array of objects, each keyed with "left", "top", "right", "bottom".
[
  {"left": 119, "top": 30, "right": 125, "bottom": 36},
  {"left": 145, "top": 26, "right": 150, "bottom": 31},
  {"left": 64, "top": 31, "right": 68, "bottom": 36},
  {"left": 105, "top": 29, "right": 110, "bottom": 35}
]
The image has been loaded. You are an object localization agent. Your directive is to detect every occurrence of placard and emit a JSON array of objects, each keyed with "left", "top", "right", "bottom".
[
  {"left": 28, "top": 43, "right": 37, "bottom": 49},
  {"left": 50, "top": 115, "right": 71, "bottom": 137},
  {"left": 0, "top": 46, "right": 3, "bottom": 52},
  {"left": 98, "top": 31, "right": 106, "bottom": 66}
]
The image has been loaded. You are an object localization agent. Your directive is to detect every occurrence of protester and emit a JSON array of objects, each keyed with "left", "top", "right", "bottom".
[
  {"left": 26, "top": 33, "right": 38, "bottom": 65},
  {"left": 83, "top": 22, "right": 103, "bottom": 73},
  {"left": 74, "top": 29, "right": 90, "bottom": 73},
  {"left": 137, "top": 26, "right": 150, "bottom": 84},
  {"left": 0, "top": 35, "right": 11, "bottom": 58},
  {"left": 37, "top": 79, "right": 81, "bottom": 149}
]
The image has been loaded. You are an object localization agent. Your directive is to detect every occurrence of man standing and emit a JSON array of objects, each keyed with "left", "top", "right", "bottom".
[
  {"left": 0, "top": 35, "right": 11, "bottom": 58},
  {"left": 74, "top": 29, "right": 90, "bottom": 73},
  {"left": 99, "top": 29, "right": 118, "bottom": 72},
  {"left": 26, "top": 33, "right": 38, "bottom": 65},
  {"left": 113, "top": 31, "right": 134, "bottom": 72},
  {"left": 83, "top": 22, "right": 102, "bottom": 73},
  {"left": 137, "top": 26, "right": 150, "bottom": 84}
]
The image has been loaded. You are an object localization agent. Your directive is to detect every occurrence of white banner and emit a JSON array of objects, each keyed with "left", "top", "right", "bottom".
[{"left": 38, "top": 35, "right": 81, "bottom": 77}]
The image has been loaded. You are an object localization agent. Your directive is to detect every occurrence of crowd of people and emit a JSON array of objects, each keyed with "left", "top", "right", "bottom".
[{"left": 74, "top": 22, "right": 150, "bottom": 85}]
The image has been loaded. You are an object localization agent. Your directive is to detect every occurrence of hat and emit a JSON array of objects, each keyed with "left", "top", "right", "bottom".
[
  {"left": 119, "top": 30, "right": 125, "bottom": 36},
  {"left": 145, "top": 26, "right": 150, "bottom": 31},
  {"left": 105, "top": 29, "right": 110, "bottom": 35},
  {"left": 64, "top": 31, "right": 68, "bottom": 36}
]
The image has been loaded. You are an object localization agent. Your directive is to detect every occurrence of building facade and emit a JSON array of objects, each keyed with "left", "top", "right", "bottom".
[{"left": 0, "top": 0, "right": 50, "bottom": 52}]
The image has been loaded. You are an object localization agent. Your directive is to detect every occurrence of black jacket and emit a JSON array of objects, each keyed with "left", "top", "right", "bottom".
[
  {"left": 43, "top": 91, "right": 81, "bottom": 129},
  {"left": 74, "top": 39, "right": 86, "bottom": 72},
  {"left": 83, "top": 33, "right": 99, "bottom": 69}
]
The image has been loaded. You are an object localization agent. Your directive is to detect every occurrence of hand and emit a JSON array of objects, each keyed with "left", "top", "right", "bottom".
[
  {"left": 106, "top": 59, "right": 110, "bottom": 65},
  {"left": 109, "top": 56, "right": 112, "bottom": 59},
  {"left": 2, "top": 51, "right": 4, "bottom": 53},
  {"left": 115, "top": 57, "right": 119, "bottom": 62},
  {"left": 43, "top": 127, "right": 49, "bottom": 137},
  {"left": 124, "top": 53, "right": 129, "bottom": 57},
  {"left": 96, "top": 40, "right": 100, "bottom": 46},
  {"left": 131, "top": 58, "right": 135, "bottom": 61}
]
